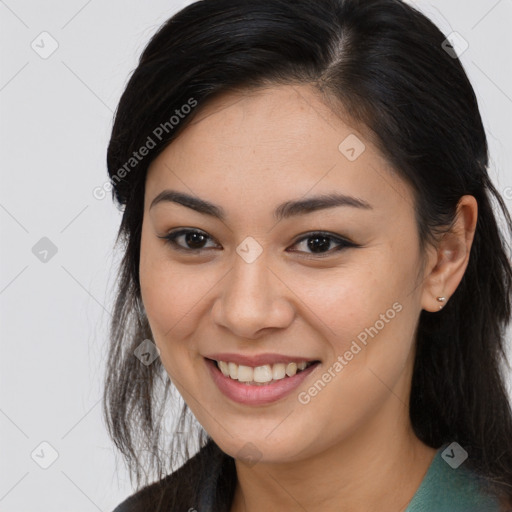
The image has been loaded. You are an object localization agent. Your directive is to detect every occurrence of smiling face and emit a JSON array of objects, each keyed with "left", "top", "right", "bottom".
[{"left": 139, "top": 84, "right": 430, "bottom": 464}]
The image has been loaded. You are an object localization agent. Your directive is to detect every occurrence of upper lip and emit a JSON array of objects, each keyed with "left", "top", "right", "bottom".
[{"left": 204, "top": 352, "right": 320, "bottom": 367}]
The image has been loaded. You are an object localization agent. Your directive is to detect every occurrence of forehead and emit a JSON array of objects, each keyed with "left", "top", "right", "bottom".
[{"left": 145, "top": 84, "right": 413, "bottom": 218}]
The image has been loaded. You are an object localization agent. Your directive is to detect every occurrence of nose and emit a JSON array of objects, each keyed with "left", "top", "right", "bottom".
[{"left": 211, "top": 253, "right": 295, "bottom": 339}]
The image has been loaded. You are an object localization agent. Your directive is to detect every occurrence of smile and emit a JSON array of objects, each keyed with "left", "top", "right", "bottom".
[{"left": 205, "top": 357, "right": 321, "bottom": 405}]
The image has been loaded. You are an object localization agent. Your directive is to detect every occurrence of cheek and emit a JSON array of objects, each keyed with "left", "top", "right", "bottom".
[
  {"left": 139, "top": 231, "right": 200, "bottom": 368},
  {"left": 140, "top": 263, "right": 198, "bottom": 331},
  {"left": 292, "top": 252, "right": 415, "bottom": 351},
  {"left": 299, "top": 251, "right": 420, "bottom": 402},
  {"left": 140, "top": 225, "right": 204, "bottom": 326},
  {"left": 139, "top": 239, "right": 235, "bottom": 389}
]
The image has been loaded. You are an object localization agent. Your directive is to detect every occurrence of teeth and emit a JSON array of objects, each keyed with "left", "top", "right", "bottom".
[
  {"left": 218, "top": 361, "right": 230, "bottom": 377},
  {"left": 254, "top": 365, "right": 273, "bottom": 383},
  {"left": 272, "top": 363, "right": 286, "bottom": 380},
  {"left": 286, "top": 362, "right": 297, "bottom": 377},
  {"left": 237, "top": 365, "right": 253, "bottom": 382},
  {"left": 215, "top": 360, "right": 314, "bottom": 384},
  {"left": 228, "top": 362, "right": 238, "bottom": 379}
]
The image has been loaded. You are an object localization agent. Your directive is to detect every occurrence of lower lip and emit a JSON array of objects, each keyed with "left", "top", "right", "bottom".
[{"left": 205, "top": 358, "right": 320, "bottom": 406}]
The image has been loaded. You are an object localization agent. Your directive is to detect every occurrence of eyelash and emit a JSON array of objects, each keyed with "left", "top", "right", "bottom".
[{"left": 158, "top": 229, "right": 357, "bottom": 258}]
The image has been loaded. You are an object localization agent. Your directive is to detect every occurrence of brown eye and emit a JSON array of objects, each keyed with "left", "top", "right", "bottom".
[
  {"left": 288, "top": 232, "right": 356, "bottom": 257},
  {"left": 158, "top": 229, "right": 220, "bottom": 252}
]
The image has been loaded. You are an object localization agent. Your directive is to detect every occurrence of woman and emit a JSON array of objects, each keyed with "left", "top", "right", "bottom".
[{"left": 103, "top": 0, "right": 512, "bottom": 510}]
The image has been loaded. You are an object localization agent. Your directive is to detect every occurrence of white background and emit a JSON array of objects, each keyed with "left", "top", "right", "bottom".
[{"left": 1, "top": 1, "right": 511, "bottom": 511}]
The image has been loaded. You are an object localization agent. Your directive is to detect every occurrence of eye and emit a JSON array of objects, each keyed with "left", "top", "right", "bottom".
[
  {"left": 287, "top": 231, "right": 357, "bottom": 257},
  {"left": 158, "top": 228, "right": 356, "bottom": 257},
  {"left": 158, "top": 229, "right": 220, "bottom": 253}
]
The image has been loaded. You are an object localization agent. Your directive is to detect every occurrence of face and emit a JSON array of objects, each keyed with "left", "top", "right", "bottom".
[{"left": 139, "top": 84, "right": 428, "bottom": 464}]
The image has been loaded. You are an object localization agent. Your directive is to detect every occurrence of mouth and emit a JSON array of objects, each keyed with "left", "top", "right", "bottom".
[{"left": 204, "top": 357, "right": 321, "bottom": 405}]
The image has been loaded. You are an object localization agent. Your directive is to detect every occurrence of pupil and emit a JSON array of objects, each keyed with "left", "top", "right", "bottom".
[
  {"left": 186, "top": 232, "right": 206, "bottom": 248},
  {"left": 308, "top": 235, "right": 330, "bottom": 253}
]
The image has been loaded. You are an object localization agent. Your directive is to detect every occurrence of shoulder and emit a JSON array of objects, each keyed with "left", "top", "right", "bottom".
[
  {"left": 406, "top": 444, "right": 503, "bottom": 512},
  {"left": 113, "top": 440, "right": 221, "bottom": 512},
  {"left": 111, "top": 475, "right": 173, "bottom": 512},
  {"left": 111, "top": 461, "right": 193, "bottom": 512},
  {"left": 111, "top": 438, "right": 232, "bottom": 512}
]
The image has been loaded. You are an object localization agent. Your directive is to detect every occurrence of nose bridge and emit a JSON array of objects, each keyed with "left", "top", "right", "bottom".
[
  {"left": 227, "top": 251, "right": 272, "bottom": 313},
  {"left": 213, "top": 248, "right": 293, "bottom": 337},
  {"left": 230, "top": 250, "right": 272, "bottom": 302}
]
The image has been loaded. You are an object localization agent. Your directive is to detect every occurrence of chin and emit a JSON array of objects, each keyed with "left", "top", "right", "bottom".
[{"left": 209, "top": 427, "right": 316, "bottom": 466}]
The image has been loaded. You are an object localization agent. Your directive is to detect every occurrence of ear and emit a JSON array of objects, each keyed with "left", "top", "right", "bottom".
[{"left": 421, "top": 195, "right": 478, "bottom": 312}]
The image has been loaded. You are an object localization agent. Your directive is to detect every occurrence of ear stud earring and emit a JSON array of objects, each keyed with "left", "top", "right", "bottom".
[{"left": 436, "top": 296, "right": 447, "bottom": 310}]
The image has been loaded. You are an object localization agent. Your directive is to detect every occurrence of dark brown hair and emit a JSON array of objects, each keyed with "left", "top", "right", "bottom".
[{"left": 104, "top": 0, "right": 512, "bottom": 509}]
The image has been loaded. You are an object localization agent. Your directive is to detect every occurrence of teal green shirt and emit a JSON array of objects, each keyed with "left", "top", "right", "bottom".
[
  {"left": 405, "top": 443, "right": 500, "bottom": 511},
  {"left": 112, "top": 440, "right": 503, "bottom": 512}
]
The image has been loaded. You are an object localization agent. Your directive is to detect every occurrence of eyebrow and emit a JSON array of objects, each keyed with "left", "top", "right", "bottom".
[{"left": 149, "top": 189, "right": 372, "bottom": 221}]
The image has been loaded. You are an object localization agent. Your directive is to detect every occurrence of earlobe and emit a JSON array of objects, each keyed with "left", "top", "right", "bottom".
[
  {"left": 421, "top": 292, "right": 449, "bottom": 313},
  {"left": 436, "top": 296, "right": 447, "bottom": 310}
]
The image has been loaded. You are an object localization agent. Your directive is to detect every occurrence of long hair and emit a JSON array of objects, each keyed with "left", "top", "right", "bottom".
[{"left": 103, "top": 0, "right": 512, "bottom": 508}]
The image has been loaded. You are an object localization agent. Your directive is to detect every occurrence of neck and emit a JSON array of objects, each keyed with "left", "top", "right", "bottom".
[{"left": 230, "top": 397, "right": 437, "bottom": 512}]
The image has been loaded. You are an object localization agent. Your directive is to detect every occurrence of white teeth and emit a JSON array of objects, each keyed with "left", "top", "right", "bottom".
[
  {"left": 215, "top": 359, "right": 314, "bottom": 384},
  {"left": 272, "top": 363, "right": 286, "bottom": 380},
  {"left": 254, "top": 365, "right": 273, "bottom": 383},
  {"left": 228, "top": 362, "right": 238, "bottom": 379},
  {"left": 237, "top": 365, "right": 253, "bottom": 382},
  {"left": 218, "top": 361, "right": 230, "bottom": 377},
  {"left": 285, "top": 362, "right": 297, "bottom": 377}
]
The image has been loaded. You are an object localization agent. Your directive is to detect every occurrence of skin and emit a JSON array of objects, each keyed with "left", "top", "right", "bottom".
[{"left": 139, "top": 84, "right": 478, "bottom": 512}]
